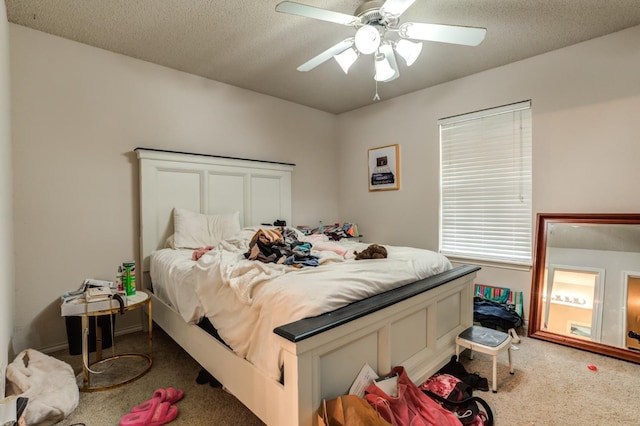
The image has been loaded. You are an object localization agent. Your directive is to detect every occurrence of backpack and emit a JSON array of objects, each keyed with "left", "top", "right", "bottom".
[
  {"left": 420, "top": 373, "right": 494, "bottom": 426},
  {"left": 473, "top": 297, "right": 523, "bottom": 331}
]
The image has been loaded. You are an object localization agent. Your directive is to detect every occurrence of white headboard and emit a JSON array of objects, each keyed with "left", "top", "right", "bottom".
[{"left": 136, "top": 149, "right": 294, "bottom": 279}]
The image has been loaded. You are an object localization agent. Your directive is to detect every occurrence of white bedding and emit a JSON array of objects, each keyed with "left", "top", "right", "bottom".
[
  {"left": 151, "top": 227, "right": 452, "bottom": 381},
  {"left": 149, "top": 247, "right": 203, "bottom": 323}
]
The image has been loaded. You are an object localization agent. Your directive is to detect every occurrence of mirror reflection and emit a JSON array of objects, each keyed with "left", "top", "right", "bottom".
[
  {"left": 529, "top": 214, "right": 640, "bottom": 362},
  {"left": 543, "top": 267, "right": 602, "bottom": 342}
]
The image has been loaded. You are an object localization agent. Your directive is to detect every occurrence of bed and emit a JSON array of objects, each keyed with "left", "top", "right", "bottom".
[{"left": 136, "top": 148, "right": 480, "bottom": 426}]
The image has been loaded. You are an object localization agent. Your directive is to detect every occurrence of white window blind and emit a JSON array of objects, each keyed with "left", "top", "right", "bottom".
[{"left": 439, "top": 101, "right": 532, "bottom": 265}]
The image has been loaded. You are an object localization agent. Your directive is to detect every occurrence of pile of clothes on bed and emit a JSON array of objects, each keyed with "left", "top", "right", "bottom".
[
  {"left": 244, "top": 227, "right": 319, "bottom": 267},
  {"left": 244, "top": 227, "right": 387, "bottom": 267},
  {"left": 296, "top": 223, "right": 359, "bottom": 241}
]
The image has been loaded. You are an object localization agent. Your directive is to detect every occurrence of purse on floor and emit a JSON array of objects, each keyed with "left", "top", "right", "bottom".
[
  {"left": 317, "top": 394, "right": 391, "bottom": 426},
  {"left": 421, "top": 373, "right": 494, "bottom": 426},
  {"left": 364, "top": 366, "right": 461, "bottom": 426}
]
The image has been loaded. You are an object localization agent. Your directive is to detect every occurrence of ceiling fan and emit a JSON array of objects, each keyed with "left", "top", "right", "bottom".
[{"left": 276, "top": 0, "right": 486, "bottom": 89}]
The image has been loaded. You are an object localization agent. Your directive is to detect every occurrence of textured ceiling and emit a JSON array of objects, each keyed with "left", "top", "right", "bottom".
[{"left": 6, "top": 0, "right": 640, "bottom": 114}]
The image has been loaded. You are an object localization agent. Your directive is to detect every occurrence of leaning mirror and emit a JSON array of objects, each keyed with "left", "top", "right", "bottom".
[{"left": 528, "top": 213, "right": 640, "bottom": 363}]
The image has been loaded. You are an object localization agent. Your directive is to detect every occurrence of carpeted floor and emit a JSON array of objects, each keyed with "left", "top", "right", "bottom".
[
  {"left": 50, "top": 326, "right": 640, "bottom": 425},
  {"left": 52, "top": 328, "right": 264, "bottom": 426}
]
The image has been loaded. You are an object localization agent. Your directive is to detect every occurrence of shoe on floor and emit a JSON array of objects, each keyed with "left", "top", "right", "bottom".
[{"left": 120, "top": 400, "right": 178, "bottom": 426}]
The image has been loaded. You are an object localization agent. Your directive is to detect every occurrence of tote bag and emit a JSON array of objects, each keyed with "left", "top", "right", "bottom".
[
  {"left": 364, "top": 366, "right": 461, "bottom": 426},
  {"left": 317, "top": 394, "right": 391, "bottom": 426}
]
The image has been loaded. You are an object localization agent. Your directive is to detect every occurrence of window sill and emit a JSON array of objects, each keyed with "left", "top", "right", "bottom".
[{"left": 446, "top": 256, "right": 532, "bottom": 272}]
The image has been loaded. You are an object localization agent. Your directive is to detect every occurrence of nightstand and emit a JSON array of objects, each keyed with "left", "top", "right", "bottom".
[{"left": 79, "top": 290, "right": 152, "bottom": 391}]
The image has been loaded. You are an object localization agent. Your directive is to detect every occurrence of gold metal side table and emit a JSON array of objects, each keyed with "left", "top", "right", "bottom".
[{"left": 80, "top": 290, "right": 152, "bottom": 391}]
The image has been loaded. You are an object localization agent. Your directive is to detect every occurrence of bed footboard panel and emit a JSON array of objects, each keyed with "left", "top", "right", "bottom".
[{"left": 278, "top": 265, "right": 479, "bottom": 425}]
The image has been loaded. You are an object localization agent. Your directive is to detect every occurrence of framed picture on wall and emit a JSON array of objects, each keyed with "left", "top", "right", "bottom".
[{"left": 368, "top": 144, "right": 400, "bottom": 191}]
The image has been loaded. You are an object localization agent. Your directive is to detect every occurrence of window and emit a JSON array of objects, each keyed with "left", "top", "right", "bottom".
[{"left": 439, "top": 101, "right": 532, "bottom": 265}]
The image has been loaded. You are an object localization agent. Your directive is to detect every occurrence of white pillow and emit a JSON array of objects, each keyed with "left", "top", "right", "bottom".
[
  {"left": 165, "top": 234, "right": 175, "bottom": 249},
  {"left": 173, "top": 208, "right": 241, "bottom": 249}
]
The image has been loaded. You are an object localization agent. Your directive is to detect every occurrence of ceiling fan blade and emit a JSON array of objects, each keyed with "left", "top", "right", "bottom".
[
  {"left": 400, "top": 22, "right": 487, "bottom": 46},
  {"left": 297, "top": 38, "right": 355, "bottom": 72},
  {"left": 380, "top": 0, "right": 416, "bottom": 17},
  {"left": 276, "top": 1, "right": 359, "bottom": 26}
]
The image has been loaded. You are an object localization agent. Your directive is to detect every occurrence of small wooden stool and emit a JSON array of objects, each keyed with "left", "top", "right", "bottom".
[{"left": 456, "top": 325, "right": 514, "bottom": 393}]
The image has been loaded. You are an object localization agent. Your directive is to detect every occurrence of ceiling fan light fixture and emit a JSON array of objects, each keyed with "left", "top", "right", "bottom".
[
  {"left": 354, "top": 25, "right": 381, "bottom": 55},
  {"left": 379, "top": 43, "right": 399, "bottom": 81},
  {"left": 276, "top": 1, "right": 487, "bottom": 98},
  {"left": 374, "top": 53, "right": 395, "bottom": 82},
  {"left": 395, "top": 39, "right": 422, "bottom": 66},
  {"left": 334, "top": 48, "right": 359, "bottom": 74}
]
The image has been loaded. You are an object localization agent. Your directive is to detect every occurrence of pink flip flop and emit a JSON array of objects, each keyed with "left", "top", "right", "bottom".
[
  {"left": 120, "top": 400, "right": 178, "bottom": 426},
  {"left": 164, "top": 387, "right": 185, "bottom": 404},
  {"left": 131, "top": 387, "right": 184, "bottom": 413}
]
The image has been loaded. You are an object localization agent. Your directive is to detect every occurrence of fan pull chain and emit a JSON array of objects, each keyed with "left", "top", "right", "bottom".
[{"left": 373, "top": 80, "right": 380, "bottom": 101}]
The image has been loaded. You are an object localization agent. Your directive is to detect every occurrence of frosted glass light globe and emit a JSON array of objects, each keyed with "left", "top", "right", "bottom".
[{"left": 354, "top": 25, "right": 381, "bottom": 55}]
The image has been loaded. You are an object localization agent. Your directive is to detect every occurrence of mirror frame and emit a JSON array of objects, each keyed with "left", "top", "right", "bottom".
[{"left": 528, "top": 213, "right": 640, "bottom": 363}]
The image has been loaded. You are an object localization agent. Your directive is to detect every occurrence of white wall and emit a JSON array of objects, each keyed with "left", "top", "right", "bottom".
[
  {"left": 9, "top": 20, "right": 640, "bottom": 351},
  {"left": 9, "top": 24, "right": 339, "bottom": 352},
  {"left": 0, "top": 2, "right": 13, "bottom": 397},
  {"left": 336, "top": 25, "right": 640, "bottom": 322}
]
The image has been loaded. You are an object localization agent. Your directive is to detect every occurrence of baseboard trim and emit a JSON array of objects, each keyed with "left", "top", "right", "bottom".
[{"left": 40, "top": 324, "right": 143, "bottom": 355}]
